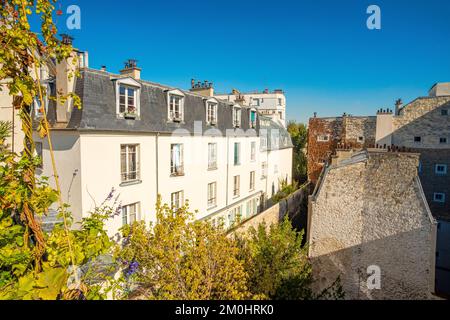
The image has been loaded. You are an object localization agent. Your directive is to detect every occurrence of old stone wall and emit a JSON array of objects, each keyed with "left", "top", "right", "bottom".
[
  {"left": 343, "top": 116, "right": 376, "bottom": 147},
  {"left": 307, "top": 117, "right": 343, "bottom": 183},
  {"left": 308, "top": 151, "right": 437, "bottom": 300},
  {"left": 393, "top": 96, "right": 450, "bottom": 148}
]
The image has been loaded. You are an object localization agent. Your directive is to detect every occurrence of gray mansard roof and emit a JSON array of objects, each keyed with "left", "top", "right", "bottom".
[{"left": 46, "top": 69, "right": 292, "bottom": 150}]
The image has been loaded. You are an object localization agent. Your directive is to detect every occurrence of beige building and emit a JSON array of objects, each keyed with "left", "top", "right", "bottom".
[
  {"left": 215, "top": 88, "right": 287, "bottom": 127},
  {"left": 308, "top": 150, "right": 438, "bottom": 299}
]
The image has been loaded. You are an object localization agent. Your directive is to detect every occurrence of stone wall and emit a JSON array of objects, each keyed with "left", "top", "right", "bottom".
[
  {"left": 307, "top": 117, "right": 343, "bottom": 183},
  {"left": 307, "top": 116, "right": 376, "bottom": 184},
  {"left": 343, "top": 116, "right": 376, "bottom": 147},
  {"left": 232, "top": 186, "right": 309, "bottom": 235},
  {"left": 393, "top": 96, "right": 450, "bottom": 148},
  {"left": 308, "top": 151, "right": 437, "bottom": 300}
]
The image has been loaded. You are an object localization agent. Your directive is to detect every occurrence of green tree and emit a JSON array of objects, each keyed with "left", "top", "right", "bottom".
[
  {"left": 237, "top": 217, "right": 313, "bottom": 299},
  {"left": 287, "top": 121, "right": 308, "bottom": 183},
  {"left": 116, "top": 199, "right": 250, "bottom": 300}
]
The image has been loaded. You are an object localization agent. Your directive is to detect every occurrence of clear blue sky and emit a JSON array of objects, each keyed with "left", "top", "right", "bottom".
[{"left": 51, "top": 0, "right": 450, "bottom": 123}]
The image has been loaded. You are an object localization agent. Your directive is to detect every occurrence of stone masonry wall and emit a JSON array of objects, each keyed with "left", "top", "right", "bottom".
[
  {"left": 343, "top": 116, "right": 376, "bottom": 147},
  {"left": 308, "top": 152, "right": 437, "bottom": 299},
  {"left": 393, "top": 96, "right": 450, "bottom": 149},
  {"left": 307, "top": 117, "right": 343, "bottom": 183}
]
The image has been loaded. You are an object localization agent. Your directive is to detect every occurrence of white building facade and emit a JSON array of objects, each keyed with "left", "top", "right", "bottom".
[{"left": 28, "top": 63, "right": 293, "bottom": 236}]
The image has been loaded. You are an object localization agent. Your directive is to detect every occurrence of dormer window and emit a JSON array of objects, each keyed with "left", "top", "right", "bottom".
[
  {"left": 249, "top": 109, "right": 257, "bottom": 128},
  {"left": 167, "top": 89, "right": 185, "bottom": 122},
  {"left": 115, "top": 77, "right": 141, "bottom": 119},
  {"left": 206, "top": 99, "right": 218, "bottom": 125},
  {"left": 119, "top": 85, "right": 136, "bottom": 115},
  {"left": 233, "top": 106, "right": 241, "bottom": 128}
]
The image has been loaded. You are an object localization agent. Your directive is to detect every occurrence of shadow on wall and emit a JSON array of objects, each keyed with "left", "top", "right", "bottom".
[
  {"left": 376, "top": 100, "right": 450, "bottom": 219},
  {"left": 310, "top": 227, "right": 436, "bottom": 300}
]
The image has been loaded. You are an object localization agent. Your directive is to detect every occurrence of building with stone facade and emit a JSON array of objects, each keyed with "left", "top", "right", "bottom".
[
  {"left": 307, "top": 84, "right": 450, "bottom": 221},
  {"left": 307, "top": 83, "right": 450, "bottom": 298},
  {"left": 308, "top": 150, "right": 438, "bottom": 299}
]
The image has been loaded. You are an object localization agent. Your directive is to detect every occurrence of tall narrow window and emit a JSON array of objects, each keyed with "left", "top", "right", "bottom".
[
  {"left": 168, "top": 92, "right": 184, "bottom": 122},
  {"left": 234, "top": 142, "right": 241, "bottom": 166},
  {"left": 207, "top": 182, "right": 217, "bottom": 208},
  {"left": 208, "top": 143, "right": 217, "bottom": 170},
  {"left": 207, "top": 102, "right": 218, "bottom": 125},
  {"left": 250, "top": 141, "right": 256, "bottom": 161},
  {"left": 233, "top": 107, "right": 241, "bottom": 128},
  {"left": 171, "top": 191, "right": 184, "bottom": 210},
  {"left": 261, "top": 162, "right": 267, "bottom": 179},
  {"left": 119, "top": 85, "right": 137, "bottom": 115},
  {"left": 250, "top": 171, "right": 255, "bottom": 191},
  {"left": 121, "top": 203, "right": 140, "bottom": 226},
  {"left": 170, "top": 144, "right": 184, "bottom": 176},
  {"left": 233, "top": 175, "right": 240, "bottom": 197},
  {"left": 249, "top": 110, "right": 257, "bottom": 128},
  {"left": 121, "top": 144, "right": 140, "bottom": 182}
]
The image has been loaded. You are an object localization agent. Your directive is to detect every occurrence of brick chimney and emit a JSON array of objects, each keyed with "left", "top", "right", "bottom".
[
  {"left": 189, "top": 78, "right": 214, "bottom": 97},
  {"left": 120, "top": 59, "right": 141, "bottom": 80}
]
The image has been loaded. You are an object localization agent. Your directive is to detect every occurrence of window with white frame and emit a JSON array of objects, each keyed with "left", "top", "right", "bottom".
[
  {"left": 206, "top": 100, "right": 218, "bottom": 125},
  {"left": 233, "top": 175, "right": 240, "bottom": 197},
  {"left": 317, "top": 135, "right": 330, "bottom": 142},
  {"left": 234, "top": 142, "right": 241, "bottom": 166},
  {"left": 33, "top": 84, "right": 50, "bottom": 118},
  {"left": 249, "top": 171, "right": 255, "bottom": 191},
  {"left": 261, "top": 162, "right": 268, "bottom": 179},
  {"left": 358, "top": 136, "right": 364, "bottom": 143},
  {"left": 435, "top": 164, "right": 448, "bottom": 175},
  {"left": 208, "top": 143, "right": 217, "bottom": 170},
  {"left": 170, "top": 144, "right": 184, "bottom": 176},
  {"left": 167, "top": 90, "right": 185, "bottom": 122},
  {"left": 121, "top": 203, "right": 140, "bottom": 226},
  {"left": 207, "top": 182, "right": 217, "bottom": 208},
  {"left": 249, "top": 109, "right": 257, "bottom": 128},
  {"left": 171, "top": 191, "right": 184, "bottom": 210},
  {"left": 115, "top": 78, "right": 141, "bottom": 118},
  {"left": 121, "top": 144, "right": 140, "bottom": 182},
  {"left": 246, "top": 198, "right": 257, "bottom": 218},
  {"left": 233, "top": 107, "right": 241, "bottom": 128},
  {"left": 260, "top": 135, "right": 268, "bottom": 151},
  {"left": 433, "top": 193, "right": 446, "bottom": 203},
  {"left": 250, "top": 141, "right": 256, "bottom": 161},
  {"left": 119, "top": 85, "right": 137, "bottom": 115},
  {"left": 228, "top": 205, "right": 242, "bottom": 227}
]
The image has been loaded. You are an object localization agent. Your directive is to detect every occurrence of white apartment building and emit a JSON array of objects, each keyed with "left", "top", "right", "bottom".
[
  {"left": 7, "top": 54, "right": 294, "bottom": 236},
  {"left": 214, "top": 87, "right": 287, "bottom": 127}
]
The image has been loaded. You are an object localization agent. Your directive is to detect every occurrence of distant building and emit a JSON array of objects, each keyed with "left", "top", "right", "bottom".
[
  {"left": 215, "top": 88, "right": 286, "bottom": 128},
  {"left": 308, "top": 150, "right": 438, "bottom": 299},
  {"left": 307, "top": 84, "right": 450, "bottom": 297},
  {"left": 307, "top": 85, "right": 450, "bottom": 221}
]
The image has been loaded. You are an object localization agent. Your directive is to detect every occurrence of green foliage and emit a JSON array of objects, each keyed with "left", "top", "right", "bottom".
[
  {"left": 287, "top": 121, "right": 308, "bottom": 183},
  {"left": 237, "top": 217, "right": 313, "bottom": 299},
  {"left": 237, "top": 217, "right": 344, "bottom": 300},
  {"left": 116, "top": 199, "right": 250, "bottom": 300},
  {"left": 272, "top": 179, "right": 299, "bottom": 203}
]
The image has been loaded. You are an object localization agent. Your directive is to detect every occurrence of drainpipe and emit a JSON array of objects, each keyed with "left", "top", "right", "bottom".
[
  {"left": 226, "top": 135, "right": 230, "bottom": 207},
  {"left": 156, "top": 132, "right": 160, "bottom": 200}
]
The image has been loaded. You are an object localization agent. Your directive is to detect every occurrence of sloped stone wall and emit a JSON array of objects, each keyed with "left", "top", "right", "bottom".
[{"left": 308, "top": 152, "right": 437, "bottom": 300}]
